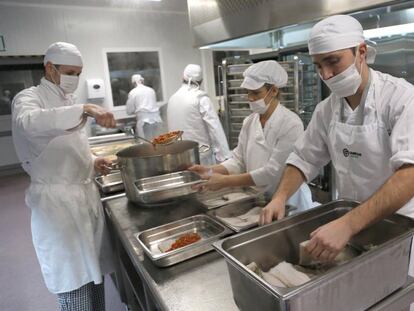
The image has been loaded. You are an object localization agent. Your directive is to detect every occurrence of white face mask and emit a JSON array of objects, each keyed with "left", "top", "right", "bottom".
[
  {"left": 320, "top": 50, "right": 363, "bottom": 98},
  {"left": 59, "top": 74, "right": 79, "bottom": 94},
  {"left": 52, "top": 65, "right": 79, "bottom": 94},
  {"left": 249, "top": 87, "right": 273, "bottom": 114}
]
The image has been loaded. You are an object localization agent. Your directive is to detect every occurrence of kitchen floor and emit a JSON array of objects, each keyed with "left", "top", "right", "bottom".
[{"left": 0, "top": 173, "right": 125, "bottom": 311}]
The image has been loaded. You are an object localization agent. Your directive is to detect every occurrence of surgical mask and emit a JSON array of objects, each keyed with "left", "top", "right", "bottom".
[
  {"left": 52, "top": 64, "right": 79, "bottom": 94},
  {"left": 59, "top": 74, "right": 79, "bottom": 94},
  {"left": 249, "top": 87, "right": 273, "bottom": 114},
  {"left": 320, "top": 49, "right": 363, "bottom": 98}
]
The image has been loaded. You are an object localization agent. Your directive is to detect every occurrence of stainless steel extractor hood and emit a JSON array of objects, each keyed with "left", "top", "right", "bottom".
[{"left": 187, "top": 0, "right": 411, "bottom": 47}]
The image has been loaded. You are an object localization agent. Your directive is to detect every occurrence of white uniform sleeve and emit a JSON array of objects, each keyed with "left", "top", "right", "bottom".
[
  {"left": 12, "top": 91, "right": 84, "bottom": 137},
  {"left": 126, "top": 92, "right": 136, "bottom": 115},
  {"left": 286, "top": 104, "right": 332, "bottom": 182},
  {"left": 199, "top": 95, "right": 231, "bottom": 162},
  {"left": 250, "top": 121, "right": 304, "bottom": 187},
  {"left": 221, "top": 122, "right": 247, "bottom": 174},
  {"left": 386, "top": 88, "right": 414, "bottom": 171}
]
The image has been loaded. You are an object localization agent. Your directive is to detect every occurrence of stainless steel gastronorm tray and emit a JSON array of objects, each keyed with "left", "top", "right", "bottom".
[
  {"left": 214, "top": 200, "right": 414, "bottom": 311},
  {"left": 136, "top": 214, "right": 232, "bottom": 267},
  {"left": 133, "top": 171, "right": 205, "bottom": 204},
  {"left": 94, "top": 171, "right": 124, "bottom": 194},
  {"left": 196, "top": 187, "right": 260, "bottom": 210}
]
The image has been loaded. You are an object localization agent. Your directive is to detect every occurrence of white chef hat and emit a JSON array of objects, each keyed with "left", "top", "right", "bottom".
[
  {"left": 308, "top": 15, "right": 376, "bottom": 64},
  {"left": 43, "top": 42, "right": 83, "bottom": 67},
  {"left": 241, "top": 60, "right": 288, "bottom": 90},
  {"left": 183, "top": 64, "right": 203, "bottom": 82},
  {"left": 131, "top": 74, "right": 144, "bottom": 84}
]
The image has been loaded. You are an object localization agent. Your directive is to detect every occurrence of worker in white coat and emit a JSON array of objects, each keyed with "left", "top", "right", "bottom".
[
  {"left": 12, "top": 42, "right": 115, "bottom": 311},
  {"left": 167, "top": 64, "right": 231, "bottom": 165},
  {"left": 190, "top": 61, "right": 313, "bottom": 211},
  {"left": 126, "top": 74, "right": 162, "bottom": 140},
  {"left": 260, "top": 15, "right": 414, "bottom": 274}
]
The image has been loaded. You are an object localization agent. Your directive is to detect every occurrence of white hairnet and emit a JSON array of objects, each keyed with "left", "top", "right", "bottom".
[
  {"left": 241, "top": 60, "right": 288, "bottom": 90},
  {"left": 308, "top": 15, "right": 376, "bottom": 64},
  {"left": 183, "top": 64, "right": 203, "bottom": 82},
  {"left": 43, "top": 42, "right": 83, "bottom": 67},
  {"left": 131, "top": 74, "right": 144, "bottom": 85}
]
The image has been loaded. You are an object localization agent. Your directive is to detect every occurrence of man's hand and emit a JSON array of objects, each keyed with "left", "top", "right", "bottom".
[
  {"left": 259, "top": 197, "right": 286, "bottom": 225},
  {"left": 305, "top": 217, "right": 354, "bottom": 262},
  {"left": 84, "top": 104, "right": 116, "bottom": 128},
  {"left": 94, "top": 157, "right": 112, "bottom": 175}
]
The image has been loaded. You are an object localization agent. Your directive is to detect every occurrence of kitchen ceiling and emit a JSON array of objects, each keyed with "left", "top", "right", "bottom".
[{"left": 0, "top": 0, "right": 187, "bottom": 13}]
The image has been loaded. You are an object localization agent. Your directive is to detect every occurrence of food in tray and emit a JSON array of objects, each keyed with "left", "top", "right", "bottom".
[
  {"left": 247, "top": 261, "right": 311, "bottom": 288},
  {"left": 217, "top": 206, "right": 262, "bottom": 229},
  {"left": 246, "top": 241, "right": 359, "bottom": 288},
  {"left": 152, "top": 130, "right": 182, "bottom": 145},
  {"left": 299, "top": 240, "right": 356, "bottom": 267},
  {"left": 158, "top": 232, "right": 202, "bottom": 253}
]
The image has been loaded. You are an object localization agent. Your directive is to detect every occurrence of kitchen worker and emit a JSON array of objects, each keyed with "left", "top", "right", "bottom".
[
  {"left": 167, "top": 64, "right": 231, "bottom": 165},
  {"left": 12, "top": 42, "right": 115, "bottom": 311},
  {"left": 190, "top": 61, "right": 313, "bottom": 211},
  {"left": 260, "top": 15, "right": 414, "bottom": 269},
  {"left": 126, "top": 73, "right": 162, "bottom": 140}
]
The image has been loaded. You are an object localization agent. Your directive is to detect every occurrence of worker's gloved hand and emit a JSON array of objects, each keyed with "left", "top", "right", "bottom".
[
  {"left": 305, "top": 217, "right": 353, "bottom": 262},
  {"left": 203, "top": 173, "right": 228, "bottom": 191},
  {"left": 188, "top": 164, "right": 212, "bottom": 180},
  {"left": 94, "top": 157, "right": 112, "bottom": 175},
  {"left": 84, "top": 103, "right": 116, "bottom": 128},
  {"left": 259, "top": 197, "right": 286, "bottom": 225}
]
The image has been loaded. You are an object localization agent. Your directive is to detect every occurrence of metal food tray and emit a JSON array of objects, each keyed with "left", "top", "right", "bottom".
[
  {"left": 213, "top": 200, "right": 414, "bottom": 311},
  {"left": 90, "top": 139, "right": 136, "bottom": 157},
  {"left": 133, "top": 171, "right": 205, "bottom": 204},
  {"left": 196, "top": 187, "right": 260, "bottom": 210},
  {"left": 227, "top": 79, "right": 244, "bottom": 87},
  {"left": 229, "top": 94, "right": 248, "bottom": 102},
  {"left": 94, "top": 171, "right": 124, "bottom": 194},
  {"left": 230, "top": 108, "right": 251, "bottom": 117},
  {"left": 136, "top": 214, "right": 232, "bottom": 267}
]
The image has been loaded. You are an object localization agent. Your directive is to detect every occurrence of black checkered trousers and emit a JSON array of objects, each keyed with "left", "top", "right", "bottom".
[{"left": 57, "top": 281, "right": 105, "bottom": 311}]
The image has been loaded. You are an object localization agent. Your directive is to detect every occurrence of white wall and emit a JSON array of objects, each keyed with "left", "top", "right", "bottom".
[{"left": 0, "top": 2, "right": 201, "bottom": 167}]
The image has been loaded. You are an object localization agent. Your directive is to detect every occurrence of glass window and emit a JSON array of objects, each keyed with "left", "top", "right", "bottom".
[
  {"left": 106, "top": 51, "right": 163, "bottom": 107},
  {"left": 0, "top": 58, "right": 43, "bottom": 116}
]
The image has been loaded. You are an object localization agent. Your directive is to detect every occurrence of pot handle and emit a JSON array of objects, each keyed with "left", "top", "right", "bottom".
[
  {"left": 104, "top": 161, "right": 123, "bottom": 172},
  {"left": 199, "top": 144, "right": 211, "bottom": 153}
]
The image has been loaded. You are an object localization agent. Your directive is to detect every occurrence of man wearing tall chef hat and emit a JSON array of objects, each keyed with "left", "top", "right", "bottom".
[
  {"left": 261, "top": 15, "right": 414, "bottom": 269},
  {"left": 12, "top": 42, "right": 116, "bottom": 310}
]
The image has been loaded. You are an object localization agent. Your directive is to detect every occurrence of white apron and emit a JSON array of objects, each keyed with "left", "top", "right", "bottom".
[
  {"left": 26, "top": 129, "right": 114, "bottom": 294},
  {"left": 135, "top": 111, "right": 162, "bottom": 140},
  {"left": 327, "top": 75, "right": 414, "bottom": 278}
]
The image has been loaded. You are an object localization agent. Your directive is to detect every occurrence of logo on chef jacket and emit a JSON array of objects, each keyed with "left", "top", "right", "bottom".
[{"left": 342, "top": 148, "right": 362, "bottom": 159}]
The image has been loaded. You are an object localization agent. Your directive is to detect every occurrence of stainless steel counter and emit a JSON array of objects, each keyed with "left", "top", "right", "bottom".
[
  {"left": 103, "top": 195, "right": 238, "bottom": 311},
  {"left": 103, "top": 195, "right": 414, "bottom": 311}
]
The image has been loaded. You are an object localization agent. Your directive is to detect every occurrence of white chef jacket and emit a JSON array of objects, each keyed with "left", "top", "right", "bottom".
[
  {"left": 12, "top": 77, "right": 113, "bottom": 294},
  {"left": 287, "top": 69, "right": 414, "bottom": 217},
  {"left": 167, "top": 84, "right": 231, "bottom": 164},
  {"left": 221, "top": 104, "right": 313, "bottom": 211},
  {"left": 126, "top": 84, "right": 162, "bottom": 137}
]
